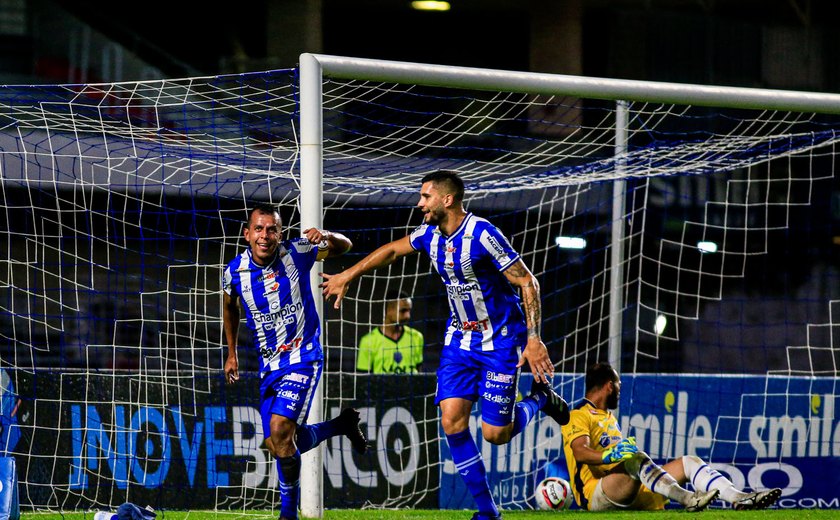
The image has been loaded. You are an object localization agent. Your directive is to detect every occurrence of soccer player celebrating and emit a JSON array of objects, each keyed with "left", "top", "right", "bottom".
[
  {"left": 222, "top": 204, "right": 367, "bottom": 520},
  {"left": 321, "top": 171, "right": 570, "bottom": 520},
  {"left": 561, "top": 362, "right": 782, "bottom": 512}
]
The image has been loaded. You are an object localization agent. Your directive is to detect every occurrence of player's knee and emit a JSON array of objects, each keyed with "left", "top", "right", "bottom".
[
  {"left": 482, "top": 431, "right": 509, "bottom": 445},
  {"left": 482, "top": 425, "right": 512, "bottom": 445},
  {"left": 623, "top": 450, "right": 652, "bottom": 480},
  {"left": 268, "top": 434, "right": 295, "bottom": 458},
  {"left": 681, "top": 455, "right": 704, "bottom": 476},
  {"left": 440, "top": 415, "right": 469, "bottom": 435}
]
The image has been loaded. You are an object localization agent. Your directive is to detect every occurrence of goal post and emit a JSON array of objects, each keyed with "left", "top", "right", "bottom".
[
  {"left": 298, "top": 53, "right": 840, "bottom": 515},
  {"left": 299, "top": 53, "right": 326, "bottom": 520},
  {"left": 2, "top": 54, "right": 840, "bottom": 515}
]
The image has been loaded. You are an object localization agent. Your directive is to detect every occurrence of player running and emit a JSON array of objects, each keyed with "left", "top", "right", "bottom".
[
  {"left": 222, "top": 203, "right": 367, "bottom": 520},
  {"left": 321, "top": 171, "right": 570, "bottom": 520}
]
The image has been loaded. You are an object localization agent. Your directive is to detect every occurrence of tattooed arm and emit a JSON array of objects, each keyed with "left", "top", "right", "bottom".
[{"left": 504, "top": 259, "right": 554, "bottom": 383}]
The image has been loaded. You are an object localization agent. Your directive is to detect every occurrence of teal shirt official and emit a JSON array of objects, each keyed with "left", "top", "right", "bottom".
[{"left": 357, "top": 326, "right": 424, "bottom": 374}]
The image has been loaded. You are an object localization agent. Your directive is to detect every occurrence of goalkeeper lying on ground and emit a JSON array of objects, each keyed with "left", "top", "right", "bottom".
[{"left": 560, "top": 362, "right": 782, "bottom": 512}]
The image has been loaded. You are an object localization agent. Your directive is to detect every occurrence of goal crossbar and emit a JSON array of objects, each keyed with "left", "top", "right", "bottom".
[{"left": 304, "top": 53, "right": 840, "bottom": 114}]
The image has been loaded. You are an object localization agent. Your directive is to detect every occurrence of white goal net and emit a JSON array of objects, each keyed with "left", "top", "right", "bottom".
[{"left": 0, "top": 55, "right": 838, "bottom": 513}]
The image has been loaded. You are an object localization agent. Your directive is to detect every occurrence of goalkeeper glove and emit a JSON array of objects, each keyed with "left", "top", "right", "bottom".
[{"left": 601, "top": 436, "right": 638, "bottom": 464}]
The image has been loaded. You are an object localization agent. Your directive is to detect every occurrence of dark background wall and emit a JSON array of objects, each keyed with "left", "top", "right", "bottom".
[{"left": 1, "top": 0, "right": 837, "bottom": 94}]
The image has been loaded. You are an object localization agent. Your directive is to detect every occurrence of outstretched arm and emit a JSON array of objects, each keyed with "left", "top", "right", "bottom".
[
  {"left": 320, "top": 235, "right": 415, "bottom": 309},
  {"left": 223, "top": 291, "right": 241, "bottom": 384},
  {"left": 303, "top": 227, "right": 353, "bottom": 259},
  {"left": 504, "top": 259, "right": 554, "bottom": 383}
]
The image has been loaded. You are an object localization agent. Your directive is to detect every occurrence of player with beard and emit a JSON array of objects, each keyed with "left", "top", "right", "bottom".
[
  {"left": 560, "top": 362, "right": 781, "bottom": 512},
  {"left": 321, "top": 170, "right": 570, "bottom": 520}
]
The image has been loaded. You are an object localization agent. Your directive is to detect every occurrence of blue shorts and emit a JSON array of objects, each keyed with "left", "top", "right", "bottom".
[
  {"left": 434, "top": 345, "right": 521, "bottom": 427},
  {"left": 259, "top": 361, "right": 322, "bottom": 439}
]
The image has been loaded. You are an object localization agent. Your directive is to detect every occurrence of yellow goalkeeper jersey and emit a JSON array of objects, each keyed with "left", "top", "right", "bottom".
[
  {"left": 560, "top": 399, "right": 667, "bottom": 510},
  {"left": 561, "top": 399, "right": 623, "bottom": 508}
]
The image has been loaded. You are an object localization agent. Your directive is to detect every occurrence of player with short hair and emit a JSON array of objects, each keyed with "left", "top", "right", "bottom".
[
  {"left": 561, "top": 362, "right": 782, "bottom": 512},
  {"left": 357, "top": 289, "right": 425, "bottom": 373},
  {"left": 321, "top": 170, "right": 570, "bottom": 520},
  {"left": 222, "top": 203, "right": 367, "bottom": 520}
]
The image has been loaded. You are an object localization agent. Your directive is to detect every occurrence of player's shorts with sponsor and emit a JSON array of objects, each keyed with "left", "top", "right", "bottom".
[
  {"left": 586, "top": 478, "right": 667, "bottom": 511},
  {"left": 259, "top": 361, "right": 322, "bottom": 437},
  {"left": 435, "top": 343, "right": 521, "bottom": 427}
]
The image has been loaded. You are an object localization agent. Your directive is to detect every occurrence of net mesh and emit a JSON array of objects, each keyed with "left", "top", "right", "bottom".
[{"left": 0, "top": 66, "right": 838, "bottom": 512}]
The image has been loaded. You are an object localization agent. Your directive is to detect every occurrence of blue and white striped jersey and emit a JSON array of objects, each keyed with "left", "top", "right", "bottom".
[
  {"left": 409, "top": 212, "right": 527, "bottom": 352},
  {"left": 222, "top": 238, "right": 323, "bottom": 373}
]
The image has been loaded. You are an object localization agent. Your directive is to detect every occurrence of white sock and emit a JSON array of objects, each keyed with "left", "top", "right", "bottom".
[
  {"left": 682, "top": 455, "right": 748, "bottom": 503},
  {"left": 626, "top": 452, "right": 693, "bottom": 505}
]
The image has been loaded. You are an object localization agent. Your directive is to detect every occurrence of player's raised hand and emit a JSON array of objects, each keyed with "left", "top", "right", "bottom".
[
  {"left": 602, "top": 436, "right": 638, "bottom": 464},
  {"left": 303, "top": 227, "right": 329, "bottom": 244},
  {"left": 319, "top": 271, "right": 350, "bottom": 309},
  {"left": 518, "top": 337, "right": 554, "bottom": 383}
]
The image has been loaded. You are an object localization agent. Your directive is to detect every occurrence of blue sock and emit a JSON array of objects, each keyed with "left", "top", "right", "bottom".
[
  {"left": 510, "top": 396, "right": 541, "bottom": 437},
  {"left": 446, "top": 429, "right": 499, "bottom": 516},
  {"left": 276, "top": 452, "right": 301, "bottom": 519},
  {"left": 296, "top": 418, "right": 341, "bottom": 454}
]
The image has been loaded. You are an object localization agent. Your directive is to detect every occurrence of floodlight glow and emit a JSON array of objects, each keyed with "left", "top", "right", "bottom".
[
  {"left": 654, "top": 314, "right": 667, "bottom": 335},
  {"left": 697, "top": 241, "right": 718, "bottom": 253},
  {"left": 411, "top": 1, "right": 450, "bottom": 11},
  {"left": 555, "top": 236, "right": 587, "bottom": 250}
]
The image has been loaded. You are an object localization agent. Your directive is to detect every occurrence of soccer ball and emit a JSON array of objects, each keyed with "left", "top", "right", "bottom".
[{"left": 534, "top": 476, "right": 573, "bottom": 510}]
